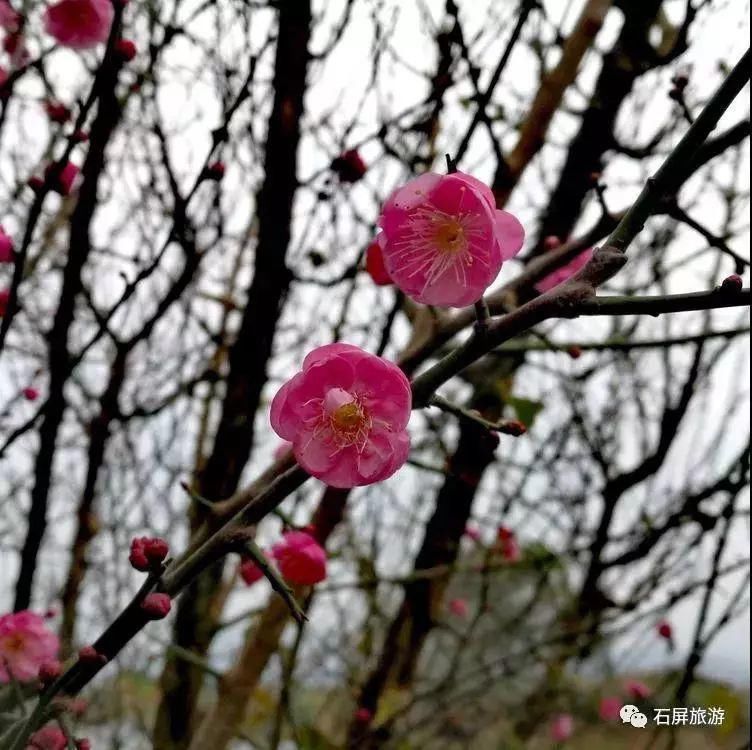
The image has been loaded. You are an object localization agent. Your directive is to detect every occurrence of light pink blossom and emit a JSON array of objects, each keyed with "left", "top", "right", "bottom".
[
  {"left": 25, "top": 725, "right": 67, "bottom": 750},
  {"left": 0, "top": 610, "right": 60, "bottom": 683},
  {"left": 0, "top": 225, "right": 13, "bottom": 263},
  {"left": 549, "top": 713, "right": 574, "bottom": 743},
  {"left": 377, "top": 171, "right": 524, "bottom": 307},
  {"left": 625, "top": 679, "right": 651, "bottom": 699},
  {"left": 599, "top": 696, "right": 622, "bottom": 721},
  {"left": 0, "top": 1, "right": 19, "bottom": 32},
  {"left": 270, "top": 343, "right": 411, "bottom": 488},
  {"left": 448, "top": 598, "right": 469, "bottom": 618},
  {"left": 271, "top": 530, "right": 327, "bottom": 585},
  {"left": 44, "top": 0, "right": 113, "bottom": 50},
  {"left": 535, "top": 247, "right": 593, "bottom": 293}
]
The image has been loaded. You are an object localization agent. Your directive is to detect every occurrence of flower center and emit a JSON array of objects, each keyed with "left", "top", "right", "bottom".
[
  {"left": 322, "top": 388, "right": 371, "bottom": 448},
  {"left": 435, "top": 219, "right": 465, "bottom": 253}
]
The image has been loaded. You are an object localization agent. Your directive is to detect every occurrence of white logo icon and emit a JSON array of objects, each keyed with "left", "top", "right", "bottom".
[{"left": 620, "top": 704, "right": 647, "bottom": 727}]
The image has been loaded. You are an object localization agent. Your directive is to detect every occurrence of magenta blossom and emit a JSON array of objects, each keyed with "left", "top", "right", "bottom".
[
  {"left": 25, "top": 725, "right": 67, "bottom": 750},
  {"left": 625, "top": 679, "right": 652, "bottom": 699},
  {"left": 272, "top": 530, "right": 327, "bottom": 585},
  {"left": 44, "top": 0, "right": 113, "bottom": 49},
  {"left": 0, "top": 610, "right": 60, "bottom": 683},
  {"left": 239, "top": 559, "right": 264, "bottom": 586},
  {"left": 535, "top": 247, "right": 593, "bottom": 293},
  {"left": 377, "top": 171, "right": 524, "bottom": 307},
  {"left": 599, "top": 696, "right": 622, "bottom": 721},
  {"left": 549, "top": 713, "right": 574, "bottom": 742},
  {"left": 270, "top": 343, "right": 411, "bottom": 488},
  {"left": 0, "top": 1, "right": 19, "bottom": 31},
  {"left": 0, "top": 225, "right": 13, "bottom": 263}
]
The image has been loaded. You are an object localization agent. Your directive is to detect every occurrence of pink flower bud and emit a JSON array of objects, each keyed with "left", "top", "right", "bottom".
[
  {"left": 115, "top": 38, "right": 136, "bottom": 61},
  {"left": 721, "top": 274, "right": 743, "bottom": 293},
  {"left": 448, "top": 598, "right": 469, "bottom": 618},
  {"left": 0, "top": 225, "right": 13, "bottom": 263},
  {"left": 143, "top": 537, "right": 169, "bottom": 565},
  {"left": 23, "top": 386, "right": 40, "bottom": 401},
  {"left": 38, "top": 659, "right": 62, "bottom": 684},
  {"left": 78, "top": 645, "right": 106, "bottom": 665},
  {"left": 365, "top": 240, "right": 392, "bottom": 286},
  {"left": 271, "top": 531, "right": 327, "bottom": 585},
  {"left": 75, "top": 740, "right": 92, "bottom": 750},
  {"left": 543, "top": 235, "right": 561, "bottom": 250},
  {"left": 657, "top": 620, "right": 672, "bottom": 640},
  {"left": 550, "top": 713, "right": 574, "bottom": 742},
  {"left": 599, "top": 696, "right": 622, "bottom": 721},
  {"left": 140, "top": 592, "right": 171, "bottom": 619},
  {"left": 26, "top": 725, "right": 67, "bottom": 750},
  {"left": 128, "top": 537, "right": 150, "bottom": 571},
  {"left": 28, "top": 175, "right": 45, "bottom": 191},
  {"left": 239, "top": 559, "right": 264, "bottom": 586},
  {"left": 625, "top": 679, "right": 651, "bottom": 699},
  {"left": 45, "top": 161, "right": 79, "bottom": 196}
]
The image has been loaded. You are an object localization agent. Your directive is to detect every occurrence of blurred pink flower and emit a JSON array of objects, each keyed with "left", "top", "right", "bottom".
[
  {"left": 463, "top": 525, "right": 482, "bottom": 543},
  {"left": 365, "top": 240, "right": 392, "bottom": 286},
  {"left": 497, "top": 525, "right": 521, "bottom": 562},
  {"left": 448, "top": 598, "right": 469, "bottom": 618},
  {"left": 239, "top": 559, "right": 264, "bottom": 586},
  {"left": 625, "top": 679, "right": 652, "bottom": 699},
  {"left": 549, "top": 713, "right": 574, "bottom": 742},
  {"left": 0, "top": 610, "right": 59, "bottom": 683},
  {"left": 0, "top": 1, "right": 19, "bottom": 31},
  {"left": 354, "top": 707, "right": 373, "bottom": 724},
  {"left": 46, "top": 161, "right": 79, "bottom": 196},
  {"left": 599, "top": 696, "right": 622, "bottom": 721},
  {"left": 272, "top": 531, "right": 327, "bottom": 585},
  {"left": 25, "top": 725, "right": 67, "bottom": 750},
  {"left": 0, "top": 225, "right": 13, "bottom": 263},
  {"left": 44, "top": 0, "right": 113, "bottom": 49},
  {"left": 377, "top": 171, "right": 524, "bottom": 307},
  {"left": 270, "top": 343, "right": 411, "bottom": 488},
  {"left": 535, "top": 248, "right": 593, "bottom": 293}
]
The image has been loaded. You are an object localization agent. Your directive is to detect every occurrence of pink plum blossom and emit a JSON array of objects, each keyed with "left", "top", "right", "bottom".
[
  {"left": 0, "top": 1, "right": 18, "bottom": 31},
  {"left": 549, "top": 713, "right": 574, "bottom": 743},
  {"left": 44, "top": 0, "right": 113, "bottom": 49},
  {"left": 25, "top": 725, "right": 67, "bottom": 750},
  {"left": 448, "top": 598, "right": 469, "bottom": 618},
  {"left": 365, "top": 240, "right": 392, "bottom": 286},
  {"left": 0, "top": 610, "right": 60, "bottom": 683},
  {"left": 376, "top": 171, "right": 524, "bottom": 307},
  {"left": 270, "top": 343, "right": 411, "bottom": 488},
  {"left": 271, "top": 530, "right": 327, "bottom": 585},
  {"left": 535, "top": 247, "right": 593, "bottom": 293},
  {"left": 0, "top": 225, "right": 13, "bottom": 262},
  {"left": 599, "top": 696, "right": 622, "bottom": 721},
  {"left": 625, "top": 679, "right": 651, "bottom": 699}
]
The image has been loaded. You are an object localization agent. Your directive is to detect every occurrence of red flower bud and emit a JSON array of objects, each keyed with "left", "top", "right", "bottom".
[
  {"left": 499, "top": 420, "right": 526, "bottom": 436},
  {"left": 128, "top": 537, "right": 150, "bottom": 571},
  {"left": 78, "top": 645, "right": 107, "bottom": 665},
  {"left": 365, "top": 241, "right": 392, "bottom": 286},
  {"left": 543, "top": 235, "right": 561, "bottom": 251},
  {"left": 143, "top": 537, "right": 169, "bottom": 565},
  {"left": 720, "top": 274, "right": 743, "bottom": 293},
  {"left": 354, "top": 707, "right": 373, "bottom": 724},
  {"left": 44, "top": 100, "right": 71, "bottom": 124},
  {"left": 22, "top": 386, "right": 39, "bottom": 401},
  {"left": 331, "top": 149, "right": 367, "bottom": 183},
  {"left": 239, "top": 559, "right": 264, "bottom": 586},
  {"left": 71, "top": 129, "right": 89, "bottom": 143},
  {"left": 206, "top": 161, "right": 225, "bottom": 180},
  {"left": 671, "top": 72, "right": 689, "bottom": 91},
  {"left": 27, "top": 175, "right": 45, "bottom": 191},
  {"left": 75, "top": 740, "right": 92, "bottom": 750},
  {"left": 38, "top": 660, "right": 62, "bottom": 684},
  {"left": 657, "top": 620, "right": 672, "bottom": 639},
  {"left": 115, "top": 38, "right": 137, "bottom": 62},
  {"left": 140, "top": 592, "right": 171, "bottom": 620},
  {"left": 567, "top": 345, "right": 582, "bottom": 359}
]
